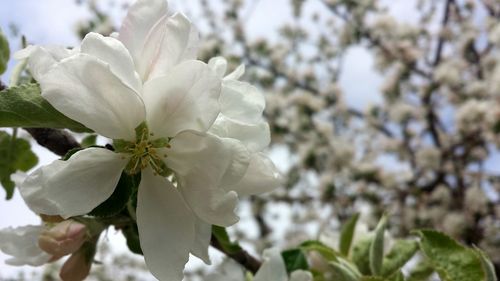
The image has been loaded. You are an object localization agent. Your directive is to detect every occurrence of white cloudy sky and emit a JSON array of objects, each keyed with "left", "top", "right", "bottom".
[{"left": 0, "top": 0, "right": 420, "bottom": 279}]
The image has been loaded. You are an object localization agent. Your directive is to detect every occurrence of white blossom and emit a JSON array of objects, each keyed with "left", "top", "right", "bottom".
[{"left": 14, "top": 0, "right": 280, "bottom": 280}]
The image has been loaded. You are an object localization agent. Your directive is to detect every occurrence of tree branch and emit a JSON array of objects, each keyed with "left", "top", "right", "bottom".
[
  {"left": 25, "top": 128, "right": 80, "bottom": 156},
  {"left": 210, "top": 234, "right": 262, "bottom": 274}
]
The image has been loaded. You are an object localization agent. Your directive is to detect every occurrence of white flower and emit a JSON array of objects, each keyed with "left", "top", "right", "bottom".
[
  {"left": 253, "top": 248, "right": 312, "bottom": 281},
  {"left": 0, "top": 225, "right": 52, "bottom": 266},
  {"left": 14, "top": 0, "right": 280, "bottom": 280}
]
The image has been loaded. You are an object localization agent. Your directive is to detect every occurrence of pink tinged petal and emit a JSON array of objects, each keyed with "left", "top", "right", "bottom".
[
  {"left": 208, "top": 56, "right": 228, "bottom": 79},
  {"left": 118, "top": 0, "right": 168, "bottom": 68},
  {"left": 165, "top": 132, "right": 240, "bottom": 226},
  {"left": 225, "top": 153, "right": 282, "bottom": 196},
  {"left": 59, "top": 250, "right": 91, "bottom": 281},
  {"left": 220, "top": 80, "right": 265, "bottom": 124},
  {"left": 0, "top": 225, "right": 52, "bottom": 266},
  {"left": 20, "top": 148, "right": 128, "bottom": 218},
  {"left": 38, "top": 220, "right": 87, "bottom": 257},
  {"left": 290, "top": 270, "right": 314, "bottom": 281},
  {"left": 254, "top": 248, "right": 288, "bottom": 281},
  {"left": 40, "top": 54, "right": 145, "bottom": 140},
  {"left": 210, "top": 116, "right": 271, "bottom": 153},
  {"left": 136, "top": 168, "right": 195, "bottom": 281},
  {"left": 191, "top": 218, "right": 212, "bottom": 264},
  {"left": 80, "top": 32, "right": 142, "bottom": 93},
  {"left": 143, "top": 60, "right": 221, "bottom": 137},
  {"left": 137, "top": 13, "right": 199, "bottom": 81},
  {"left": 14, "top": 45, "right": 75, "bottom": 82}
]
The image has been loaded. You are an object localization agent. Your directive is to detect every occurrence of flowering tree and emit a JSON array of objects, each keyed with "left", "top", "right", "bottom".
[{"left": 0, "top": 0, "right": 498, "bottom": 280}]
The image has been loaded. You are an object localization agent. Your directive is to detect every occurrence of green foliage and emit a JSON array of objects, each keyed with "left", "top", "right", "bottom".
[
  {"left": 0, "top": 27, "right": 9, "bottom": 75},
  {"left": 89, "top": 172, "right": 139, "bottom": 218},
  {"left": 0, "top": 130, "right": 37, "bottom": 199},
  {"left": 406, "top": 260, "right": 435, "bottom": 281},
  {"left": 381, "top": 240, "right": 419, "bottom": 277},
  {"left": 212, "top": 225, "right": 242, "bottom": 254},
  {"left": 122, "top": 224, "right": 142, "bottom": 255},
  {"left": 370, "top": 215, "right": 388, "bottom": 276},
  {"left": 330, "top": 259, "right": 360, "bottom": 281},
  {"left": 415, "top": 229, "right": 488, "bottom": 281},
  {"left": 352, "top": 236, "right": 373, "bottom": 275},
  {"left": 81, "top": 134, "right": 97, "bottom": 147},
  {"left": 281, "top": 248, "right": 309, "bottom": 273},
  {"left": 0, "top": 83, "right": 89, "bottom": 131},
  {"left": 474, "top": 246, "right": 498, "bottom": 281},
  {"left": 340, "top": 213, "right": 360, "bottom": 256},
  {"left": 300, "top": 240, "right": 339, "bottom": 261}
]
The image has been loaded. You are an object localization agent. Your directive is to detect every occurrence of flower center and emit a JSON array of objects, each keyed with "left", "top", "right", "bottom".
[{"left": 113, "top": 122, "right": 171, "bottom": 176}]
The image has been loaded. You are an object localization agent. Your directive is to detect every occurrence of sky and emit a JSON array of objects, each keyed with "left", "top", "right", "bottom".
[{"left": 0, "top": 0, "right": 412, "bottom": 279}]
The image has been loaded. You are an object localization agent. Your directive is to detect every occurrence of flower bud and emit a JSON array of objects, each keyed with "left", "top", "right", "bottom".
[
  {"left": 59, "top": 251, "right": 91, "bottom": 281},
  {"left": 38, "top": 220, "right": 87, "bottom": 257}
]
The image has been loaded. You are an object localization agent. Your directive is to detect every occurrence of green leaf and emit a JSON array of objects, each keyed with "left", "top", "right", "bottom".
[
  {"left": 352, "top": 236, "right": 373, "bottom": 275},
  {"left": 212, "top": 225, "right": 242, "bottom": 254},
  {"left": 415, "top": 229, "right": 486, "bottom": 281},
  {"left": 340, "top": 213, "right": 360, "bottom": 256},
  {"left": 473, "top": 246, "right": 497, "bottom": 281},
  {"left": 0, "top": 84, "right": 90, "bottom": 131},
  {"left": 388, "top": 271, "right": 405, "bottom": 281},
  {"left": 122, "top": 223, "right": 142, "bottom": 255},
  {"left": 0, "top": 131, "right": 38, "bottom": 199},
  {"left": 370, "top": 215, "right": 388, "bottom": 276},
  {"left": 406, "top": 260, "right": 434, "bottom": 281},
  {"left": 88, "top": 172, "right": 139, "bottom": 217},
  {"left": 300, "top": 240, "right": 339, "bottom": 261},
  {"left": 360, "top": 277, "right": 387, "bottom": 281},
  {"left": 382, "top": 240, "right": 419, "bottom": 277},
  {"left": 330, "top": 260, "right": 360, "bottom": 281},
  {"left": 0, "top": 27, "right": 9, "bottom": 75},
  {"left": 281, "top": 248, "right": 309, "bottom": 273},
  {"left": 81, "top": 134, "right": 97, "bottom": 147}
]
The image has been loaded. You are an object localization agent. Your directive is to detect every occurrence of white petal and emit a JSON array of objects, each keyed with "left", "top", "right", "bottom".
[
  {"left": 254, "top": 248, "right": 288, "bottom": 281},
  {"left": 136, "top": 168, "right": 195, "bottom": 281},
  {"left": 165, "top": 131, "right": 240, "bottom": 226},
  {"left": 210, "top": 116, "right": 271, "bottom": 153},
  {"left": 220, "top": 80, "right": 265, "bottom": 124},
  {"left": 81, "top": 32, "right": 142, "bottom": 93},
  {"left": 224, "top": 64, "right": 245, "bottom": 81},
  {"left": 143, "top": 60, "right": 221, "bottom": 137},
  {"left": 137, "top": 13, "right": 199, "bottom": 81},
  {"left": 40, "top": 53, "right": 145, "bottom": 140},
  {"left": 0, "top": 225, "right": 52, "bottom": 266},
  {"left": 205, "top": 259, "right": 245, "bottom": 281},
  {"left": 118, "top": 0, "right": 168, "bottom": 69},
  {"left": 225, "top": 153, "right": 282, "bottom": 196},
  {"left": 208, "top": 56, "right": 227, "bottom": 78},
  {"left": 20, "top": 148, "right": 127, "bottom": 218},
  {"left": 191, "top": 218, "right": 212, "bottom": 264},
  {"left": 15, "top": 45, "right": 75, "bottom": 82},
  {"left": 290, "top": 270, "right": 313, "bottom": 281}
]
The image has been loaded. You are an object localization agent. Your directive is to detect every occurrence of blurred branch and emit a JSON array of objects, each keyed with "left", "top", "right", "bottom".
[
  {"left": 210, "top": 235, "right": 261, "bottom": 274},
  {"left": 25, "top": 128, "right": 80, "bottom": 156}
]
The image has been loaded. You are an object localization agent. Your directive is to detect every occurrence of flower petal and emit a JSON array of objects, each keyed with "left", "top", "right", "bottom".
[
  {"left": 143, "top": 60, "right": 221, "bottom": 137},
  {"left": 136, "top": 168, "right": 195, "bottom": 281},
  {"left": 81, "top": 32, "right": 142, "bottom": 93},
  {"left": 208, "top": 56, "right": 227, "bottom": 79},
  {"left": 225, "top": 153, "right": 282, "bottom": 196},
  {"left": 40, "top": 53, "right": 145, "bottom": 140},
  {"left": 20, "top": 148, "right": 127, "bottom": 218},
  {"left": 136, "top": 13, "right": 199, "bottom": 81},
  {"left": 191, "top": 218, "right": 212, "bottom": 264},
  {"left": 254, "top": 248, "right": 288, "bottom": 281},
  {"left": 209, "top": 116, "right": 271, "bottom": 153},
  {"left": 224, "top": 64, "right": 245, "bottom": 81},
  {"left": 15, "top": 45, "right": 75, "bottom": 82},
  {"left": 220, "top": 80, "right": 265, "bottom": 124},
  {"left": 118, "top": 0, "right": 168, "bottom": 69},
  {"left": 0, "top": 225, "right": 52, "bottom": 266},
  {"left": 165, "top": 131, "right": 240, "bottom": 226},
  {"left": 290, "top": 270, "right": 314, "bottom": 281}
]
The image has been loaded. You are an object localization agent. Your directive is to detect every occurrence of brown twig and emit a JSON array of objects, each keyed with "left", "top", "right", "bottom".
[
  {"left": 25, "top": 128, "right": 80, "bottom": 156},
  {"left": 210, "top": 234, "right": 261, "bottom": 274}
]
